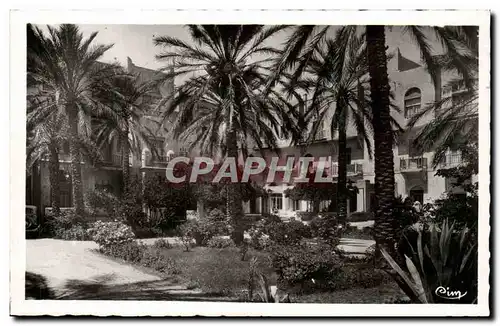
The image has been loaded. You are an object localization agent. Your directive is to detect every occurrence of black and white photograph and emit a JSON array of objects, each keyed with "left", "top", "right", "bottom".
[{"left": 9, "top": 9, "right": 490, "bottom": 317}]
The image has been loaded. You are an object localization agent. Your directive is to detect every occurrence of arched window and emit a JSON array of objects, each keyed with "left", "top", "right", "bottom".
[{"left": 404, "top": 88, "right": 422, "bottom": 119}]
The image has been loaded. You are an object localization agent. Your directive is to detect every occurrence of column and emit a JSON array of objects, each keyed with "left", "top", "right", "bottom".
[{"left": 282, "top": 192, "right": 288, "bottom": 212}]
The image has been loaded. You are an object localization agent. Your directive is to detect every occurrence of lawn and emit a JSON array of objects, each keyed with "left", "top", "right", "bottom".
[{"left": 120, "top": 244, "right": 407, "bottom": 303}]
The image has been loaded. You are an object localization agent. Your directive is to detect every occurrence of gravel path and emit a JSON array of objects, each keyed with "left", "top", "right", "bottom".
[{"left": 26, "top": 239, "right": 161, "bottom": 291}]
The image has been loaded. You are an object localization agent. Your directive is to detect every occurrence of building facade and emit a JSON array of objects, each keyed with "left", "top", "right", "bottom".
[
  {"left": 242, "top": 49, "right": 477, "bottom": 218},
  {"left": 27, "top": 50, "right": 477, "bottom": 220}
]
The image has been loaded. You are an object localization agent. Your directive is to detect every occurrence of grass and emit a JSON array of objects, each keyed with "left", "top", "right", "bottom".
[
  {"left": 90, "top": 242, "right": 407, "bottom": 303},
  {"left": 163, "top": 246, "right": 276, "bottom": 296}
]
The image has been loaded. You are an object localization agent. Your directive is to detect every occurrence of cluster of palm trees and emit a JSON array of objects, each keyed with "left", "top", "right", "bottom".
[
  {"left": 27, "top": 24, "right": 159, "bottom": 217},
  {"left": 27, "top": 23, "right": 478, "bottom": 251},
  {"left": 154, "top": 25, "right": 478, "bottom": 248}
]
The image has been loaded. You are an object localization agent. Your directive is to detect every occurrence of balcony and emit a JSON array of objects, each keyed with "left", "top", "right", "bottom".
[
  {"left": 399, "top": 157, "right": 428, "bottom": 172},
  {"left": 144, "top": 153, "right": 172, "bottom": 168},
  {"left": 331, "top": 163, "right": 363, "bottom": 176},
  {"left": 101, "top": 153, "right": 120, "bottom": 167},
  {"left": 440, "top": 153, "right": 463, "bottom": 168}
]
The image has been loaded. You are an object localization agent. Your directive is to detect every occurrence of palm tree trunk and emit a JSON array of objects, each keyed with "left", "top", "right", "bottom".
[
  {"left": 226, "top": 128, "right": 244, "bottom": 245},
  {"left": 48, "top": 143, "right": 60, "bottom": 215},
  {"left": 67, "top": 109, "right": 85, "bottom": 217},
  {"left": 337, "top": 107, "right": 348, "bottom": 225},
  {"left": 121, "top": 127, "right": 130, "bottom": 195},
  {"left": 366, "top": 25, "right": 397, "bottom": 252}
]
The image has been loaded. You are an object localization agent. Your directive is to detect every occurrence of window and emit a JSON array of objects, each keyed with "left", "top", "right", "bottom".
[
  {"left": 292, "top": 200, "right": 301, "bottom": 211},
  {"left": 179, "top": 147, "right": 188, "bottom": 157},
  {"left": 404, "top": 88, "right": 421, "bottom": 119},
  {"left": 270, "top": 194, "right": 283, "bottom": 211}
]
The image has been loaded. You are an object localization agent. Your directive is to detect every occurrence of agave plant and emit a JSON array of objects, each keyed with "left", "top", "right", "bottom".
[
  {"left": 257, "top": 273, "right": 290, "bottom": 303},
  {"left": 381, "top": 219, "right": 477, "bottom": 303}
]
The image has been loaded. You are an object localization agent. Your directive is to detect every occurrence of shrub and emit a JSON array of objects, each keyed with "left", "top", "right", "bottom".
[
  {"left": 177, "top": 209, "right": 229, "bottom": 246},
  {"left": 270, "top": 243, "right": 342, "bottom": 288},
  {"left": 140, "top": 249, "right": 180, "bottom": 275},
  {"left": 43, "top": 209, "right": 89, "bottom": 240},
  {"left": 84, "top": 189, "right": 120, "bottom": 218},
  {"left": 265, "top": 220, "right": 311, "bottom": 246},
  {"left": 56, "top": 224, "right": 92, "bottom": 241},
  {"left": 295, "top": 211, "right": 316, "bottom": 222},
  {"left": 87, "top": 221, "right": 135, "bottom": 250},
  {"left": 309, "top": 215, "right": 342, "bottom": 247},
  {"left": 152, "top": 238, "right": 173, "bottom": 249},
  {"left": 177, "top": 247, "right": 274, "bottom": 295},
  {"left": 247, "top": 221, "right": 271, "bottom": 250},
  {"left": 101, "top": 241, "right": 145, "bottom": 263},
  {"left": 207, "top": 237, "right": 235, "bottom": 249}
]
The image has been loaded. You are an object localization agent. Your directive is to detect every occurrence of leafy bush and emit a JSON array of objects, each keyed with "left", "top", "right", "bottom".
[
  {"left": 101, "top": 241, "right": 145, "bottom": 263},
  {"left": 295, "top": 211, "right": 316, "bottom": 222},
  {"left": 84, "top": 189, "right": 120, "bottom": 218},
  {"left": 56, "top": 224, "right": 92, "bottom": 241},
  {"left": 271, "top": 243, "right": 341, "bottom": 288},
  {"left": 309, "top": 215, "right": 342, "bottom": 247},
  {"left": 43, "top": 209, "right": 89, "bottom": 240},
  {"left": 177, "top": 209, "right": 229, "bottom": 246},
  {"left": 247, "top": 222, "right": 271, "bottom": 250},
  {"left": 97, "top": 241, "right": 181, "bottom": 276},
  {"left": 152, "top": 238, "right": 173, "bottom": 249},
  {"left": 119, "top": 176, "right": 191, "bottom": 236},
  {"left": 383, "top": 220, "right": 478, "bottom": 303},
  {"left": 140, "top": 249, "right": 180, "bottom": 275},
  {"left": 423, "top": 183, "right": 478, "bottom": 229},
  {"left": 87, "top": 221, "right": 135, "bottom": 250},
  {"left": 175, "top": 247, "right": 274, "bottom": 295},
  {"left": 207, "top": 237, "right": 235, "bottom": 249},
  {"left": 265, "top": 220, "right": 311, "bottom": 246}
]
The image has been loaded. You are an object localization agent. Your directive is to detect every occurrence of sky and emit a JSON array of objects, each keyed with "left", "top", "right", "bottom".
[{"left": 36, "top": 24, "right": 444, "bottom": 87}]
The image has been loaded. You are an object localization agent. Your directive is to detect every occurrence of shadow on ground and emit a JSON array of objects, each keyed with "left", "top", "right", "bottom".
[{"left": 26, "top": 272, "right": 238, "bottom": 302}]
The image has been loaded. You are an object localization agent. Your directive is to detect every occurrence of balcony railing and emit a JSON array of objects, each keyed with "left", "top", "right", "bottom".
[
  {"left": 331, "top": 163, "right": 363, "bottom": 176},
  {"left": 145, "top": 153, "right": 172, "bottom": 168},
  {"left": 400, "top": 157, "right": 428, "bottom": 171},
  {"left": 440, "top": 153, "right": 463, "bottom": 168}
]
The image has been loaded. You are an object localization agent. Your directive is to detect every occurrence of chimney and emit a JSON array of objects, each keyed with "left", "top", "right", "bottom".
[{"left": 127, "top": 57, "right": 133, "bottom": 69}]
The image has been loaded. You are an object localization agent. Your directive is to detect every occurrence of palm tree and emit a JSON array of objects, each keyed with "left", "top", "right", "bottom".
[
  {"left": 295, "top": 27, "right": 374, "bottom": 224},
  {"left": 271, "top": 25, "right": 478, "bottom": 252},
  {"left": 26, "top": 109, "right": 65, "bottom": 215},
  {"left": 27, "top": 24, "right": 116, "bottom": 216},
  {"left": 407, "top": 27, "right": 479, "bottom": 168},
  {"left": 93, "top": 72, "right": 159, "bottom": 194},
  {"left": 154, "top": 25, "right": 298, "bottom": 244}
]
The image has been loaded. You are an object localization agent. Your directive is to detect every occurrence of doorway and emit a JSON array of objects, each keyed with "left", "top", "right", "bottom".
[{"left": 409, "top": 186, "right": 424, "bottom": 204}]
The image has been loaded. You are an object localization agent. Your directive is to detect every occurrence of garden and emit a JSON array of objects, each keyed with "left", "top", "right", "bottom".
[
  {"left": 29, "top": 158, "right": 478, "bottom": 304},
  {"left": 25, "top": 24, "right": 479, "bottom": 305}
]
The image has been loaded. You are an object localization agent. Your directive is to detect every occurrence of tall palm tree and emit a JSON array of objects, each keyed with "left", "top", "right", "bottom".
[
  {"left": 296, "top": 27, "right": 374, "bottom": 224},
  {"left": 154, "top": 25, "right": 298, "bottom": 244},
  {"left": 27, "top": 24, "right": 116, "bottom": 216},
  {"left": 26, "top": 109, "right": 65, "bottom": 215},
  {"left": 93, "top": 72, "right": 159, "bottom": 194},
  {"left": 271, "top": 25, "right": 477, "bottom": 252}
]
